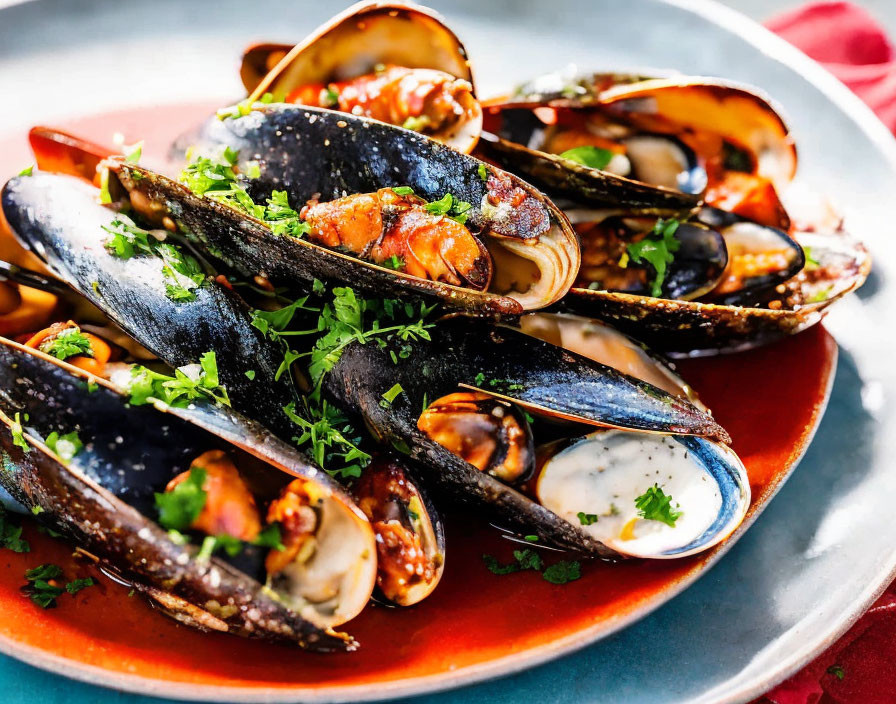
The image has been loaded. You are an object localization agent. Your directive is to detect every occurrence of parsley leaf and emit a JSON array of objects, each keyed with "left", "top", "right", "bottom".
[
  {"left": 65, "top": 577, "right": 95, "bottom": 594},
  {"left": 23, "top": 563, "right": 64, "bottom": 609},
  {"left": 39, "top": 327, "right": 93, "bottom": 361},
  {"left": 18, "top": 164, "right": 34, "bottom": 177},
  {"left": 45, "top": 431, "right": 84, "bottom": 462},
  {"left": 253, "top": 523, "right": 285, "bottom": 550},
  {"left": 0, "top": 507, "right": 30, "bottom": 553},
  {"left": 577, "top": 512, "right": 599, "bottom": 526},
  {"left": 155, "top": 467, "right": 207, "bottom": 531},
  {"left": 380, "top": 383, "right": 404, "bottom": 406},
  {"left": 626, "top": 218, "right": 681, "bottom": 298},
  {"left": 392, "top": 186, "right": 415, "bottom": 196},
  {"left": 381, "top": 255, "right": 405, "bottom": 271},
  {"left": 478, "top": 163, "right": 488, "bottom": 182},
  {"left": 634, "top": 484, "right": 683, "bottom": 527},
  {"left": 10, "top": 412, "right": 29, "bottom": 453},
  {"left": 424, "top": 192, "right": 473, "bottom": 225},
  {"left": 126, "top": 353, "right": 230, "bottom": 408},
  {"left": 542, "top": 560, "right": 582, "bottom": 584},
  {"left": 559, "top": 145, "right": 614, "bottom": 170}
]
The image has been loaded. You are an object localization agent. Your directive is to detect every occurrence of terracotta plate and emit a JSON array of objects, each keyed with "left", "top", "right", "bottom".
[{"left": 0, "top": 0, "right": 893, "bottom": 702}]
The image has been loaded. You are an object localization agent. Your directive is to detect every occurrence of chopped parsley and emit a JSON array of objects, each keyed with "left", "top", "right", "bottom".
[
  {"left": 402, "top": 115, "right": 431, "bottom": 132},
  {"left": 44, "top": 431, "right": 84, "bottom": 462},
  {"left": 66, "top": 577, "right": 95, "bottom": 594},
  {"left": 381, "top": 255, "right": 405, "bottom": 271},
  {"left": 542, "top": 560, "right": 582, "bottom": 584},
  {"left": 826, "top": 664, "right": 845, "bottom": 680},
  {"left": 124, "top": 142, "right": 143, "bottom": 164},
  {"left": 10, "top": 412, "right": 29, "bottom": 453},
  {"left": 424, "top": 192, "right": 473, "bottom": 225},
  {"left": 577, "top": 512, "right": 599, "bottom": 526},
  {"left": 18, "top": 164, "right": 34, "bottom": 177},
  {"left": 252, "top": 286, "right": 435, "bottom": 479},
  {"left": 179, "top": 150, "right": 311, "bottom": 239},
  {"left": 482, "top": 549, "right": 582, "bottom": 584},
  {"left": 625, "top": 218, "right": 681, "bottom": 298},
  {"left": 195, "top": 524, "right": 285, "bottom": 561},
  {"left": 523, "top": 535, "right": 539, "bottom": 542},
  {"left": 380, "top": 383, "right": 405, "bottom": 406},
  {"left": 478, "top": 163, "right": 488, "bottom": 182},
  {"left": 39, "top": 327, "right": 93, "bottom": 361},
  {"left": 155, "top": 467, "right": 207, "bottom": 531},
  {"left": 30, "top": 506, "right": 43, "bottom": 515},
  {"left": 215, "top": 95, "right": 272, "bottom": 120},
  {"left": 22, "top": 563, "right": 64, "bottom": 608},
  {"left": 0, "top": 507, "right": 29, "bottom": 553},
  {"left": 635, "top": 484, "right": 682, "bottom": 527},
  {"left": 391, "top": 186, "right": 415, "bottom": 196},
  {"left": 102, "top": 216, "right": 205, "bottom": 302},
  {"left": 244, "top": 370, "right": 256, "bottom": 380},
  {"left": 22, "top": 564, "right": 96, "bottom": 608},
  {"left": 807, "top": 287, "right": 832, "bottom": 303},
  {"left": 559, "top": 145, "right": 614, "bottom": 170},
  {"left": 126, "top": 352, "right": 230, "bottom": 408},
  {"left": 321, "top": 85, "right": 340, "bottom": 107}
]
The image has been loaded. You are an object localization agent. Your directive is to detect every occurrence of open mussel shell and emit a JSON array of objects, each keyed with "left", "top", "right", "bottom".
[
  {"left": 536, "top": 429, "right": 749, "bottom": 558},
  {"left": 1, "top": 171, "right": 299, "bottom": 441},
  {"left": 322, "top": 319, "right": 731, "bottom": 555},
  {"left": 483, "top": 71, "right": 796, "bottom": 194},
  {"left": 562, "top": 229, "right": 870, "bottom": 354},
  {"left": 244, "top": 1, "right": 481, "bottom": 152},
  {"left": 146, "top": 105, "right": 580, "bottom": 314},
  {"left": 517, "top": 312, "right": 706, "bottom": 410},
  {"left": 697, "top": 206, "right": 805, "bottom": 306},
  {"left": 477, "top": 131, "right": 700, "bottom": 218},
  {"left": 0, "top": 338, "right": 377, "bottom": 649},
  {"left": 354, "top": 456, "right": 445, "bottom": 606}
]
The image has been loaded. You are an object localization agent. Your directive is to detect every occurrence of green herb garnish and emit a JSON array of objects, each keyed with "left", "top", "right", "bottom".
[
  {"left": 39, "top": 327, "right": 93, "bottom": 361},
  {"left": 826, "top": 664, "right": 845, "bottom": 681},
  {"left": 18, "top": 164, "right": 34, "bottom": 177},
  {"left": 634, "top": 484, "right": 682, "bottom": 527},
  {"left": 65, "top": 577, "right": 95, "bottom": 595},
  {"left": 380, "top": 383, "right": 405, "bottom": 406},
  {"left": 424, "top": 192, "right": 473, "bottom": 225},
  {"left": 478, "top": 163, "right": 488, "bottom": 182},
  {"left": 126, "top": 352, "right": 230, "bottom": 408},
  {"left": 155, "top": 467, "right": 207, "bottom": 531},
  {"left": 125, "top": 142, "right": 143, "bottom": 164},
  {"left": 626, "top": 218, "right": 681, "bottom": 298},
  {"left": 10, "top": 412, "right": 29, "bottom": 453},
  {"left": 392, "top": 186, "right": 415, "bottom": 196},
  {"left": 542, "top": 560, "right": 582, "bottom": 584},
  {"left": 45, "top": 431, "right": 84, "bottom": 462},
  {"left": 0, "top": 507, "right": 29, "bottom": 553},
  {"left": 381, "top": 255, "right": 405, "bottom": 271},
  {"left": 559, "top": 145, "right": 614, "bottom": 170},
  {"left": 23, "top": 564, "right": 64, "bottom": 608},
  {"left": 577, "top": 512, "right": 599, "bottom": 526}
]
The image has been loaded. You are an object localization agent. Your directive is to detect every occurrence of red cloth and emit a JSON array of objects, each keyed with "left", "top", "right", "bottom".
[{"left": 757, "top": 3, "right": 896, "bottom": 702}]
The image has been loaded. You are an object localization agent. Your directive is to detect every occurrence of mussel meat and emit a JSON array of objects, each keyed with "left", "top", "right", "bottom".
[
  {"left": 242, "top": 1, "right": 482, "bottom": 152},
  {"left": 0, "top": 338, "right": 377, "bottom": 649}
]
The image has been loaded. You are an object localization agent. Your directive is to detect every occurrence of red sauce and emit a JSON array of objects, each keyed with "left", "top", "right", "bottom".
[{"left": 0, "top": 104, "right": 837, "bottom": 691}]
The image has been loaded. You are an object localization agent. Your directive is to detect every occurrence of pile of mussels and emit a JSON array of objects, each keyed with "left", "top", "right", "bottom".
[{"left": 0, "top": 2, "right": 869, "bottom": 650}]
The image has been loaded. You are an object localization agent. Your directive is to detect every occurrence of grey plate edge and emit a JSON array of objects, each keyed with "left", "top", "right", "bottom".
[{"left": 1, "top": 0, "right": 896, "bottom": 702}]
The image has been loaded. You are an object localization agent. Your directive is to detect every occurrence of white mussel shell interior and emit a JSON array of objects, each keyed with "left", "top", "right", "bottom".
[{"left": 536, "top": 430, "right": 749, "bottom": 558}]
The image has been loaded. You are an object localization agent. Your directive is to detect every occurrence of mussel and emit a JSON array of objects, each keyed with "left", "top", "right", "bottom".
[
  {"left": 151, "top": 106, "right": 579, "bottom": 314},
  {"left": 3, "top": 131, "right": 447, "bottom": 607},
  {"left": 241, "top": 1, "right": 482, "bottom": 152},
  {"left": 322, "top": 318, "right": 749, "bottom": 557},
  {"left": 477, "top": 71, "right": 869, "bottom": 352},
  {"left": 480, "top": 71, "right": 795, "bottom": 226},
  {"left": 0, "top": 337, "right": 377, "bottom": 650}
]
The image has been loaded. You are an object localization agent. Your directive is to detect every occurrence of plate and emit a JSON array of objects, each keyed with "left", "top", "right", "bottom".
[{"left": 0, "top": 1, "right": 893, "bottom": 702}]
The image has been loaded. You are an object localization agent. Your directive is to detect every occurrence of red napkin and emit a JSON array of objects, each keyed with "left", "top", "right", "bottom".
[{"left": 756, "top": 4, "right": 896, "bottom": 702}]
